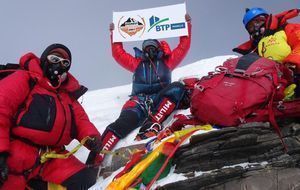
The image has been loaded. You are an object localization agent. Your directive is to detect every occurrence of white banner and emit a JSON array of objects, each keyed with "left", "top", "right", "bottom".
[{"left": 112, "top": 3, "right": 188, "bottom": 42}]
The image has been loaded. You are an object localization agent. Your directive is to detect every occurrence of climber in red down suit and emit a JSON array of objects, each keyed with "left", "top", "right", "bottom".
[
  {"left": 0, "top": 44, "right": 102, "bottom": 190},
  {"left": 94, "top": 14, "right": 192, "bottom": 164}
]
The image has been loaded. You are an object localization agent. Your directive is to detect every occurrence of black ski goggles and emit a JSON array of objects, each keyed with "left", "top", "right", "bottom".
[
  {"left": 144, "top": 45, "right": 158, "bottom": 53},
  {"left": 47, "top": 54, "right": 71, "bottom": 68}
]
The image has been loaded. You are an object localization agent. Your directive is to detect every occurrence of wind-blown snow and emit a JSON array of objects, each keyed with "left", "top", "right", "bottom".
[{"left": 66, "top": 55, "right": 237, "bottom": 189}]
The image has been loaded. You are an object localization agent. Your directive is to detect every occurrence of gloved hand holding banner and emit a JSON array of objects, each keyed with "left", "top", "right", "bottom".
[{"left": 112, "top": 3, "right": 188, "bottom": 42}]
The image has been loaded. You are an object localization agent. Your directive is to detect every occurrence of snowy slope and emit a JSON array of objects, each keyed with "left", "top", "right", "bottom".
[{"left": 66, "top": 55, "right": 237, "bottom": 189}]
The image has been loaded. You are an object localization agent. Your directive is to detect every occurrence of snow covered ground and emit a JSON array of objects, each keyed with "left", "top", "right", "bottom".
[{"left": 66, "top": 55, "right": 237, "bottom": 189}]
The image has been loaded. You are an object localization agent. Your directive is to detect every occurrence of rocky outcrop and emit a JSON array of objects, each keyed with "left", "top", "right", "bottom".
[
  {"left": 158, "top": 123, "right": 300, "bottom": 190},
  {"left": 100, "top": 143, "right": 145, "bottom": 178}
]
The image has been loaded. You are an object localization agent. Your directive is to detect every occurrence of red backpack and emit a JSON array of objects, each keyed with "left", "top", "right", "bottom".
[{"left": 190, "top": 53, "right": 288, "bottom": 127}]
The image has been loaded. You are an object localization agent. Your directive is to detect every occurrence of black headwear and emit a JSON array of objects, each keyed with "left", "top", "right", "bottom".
[
  {"left": 40, "top": 43, "right": 72, "bottom": 72},
  {"left": 142, "top": 39, "right": 160, "bottom": 51}
]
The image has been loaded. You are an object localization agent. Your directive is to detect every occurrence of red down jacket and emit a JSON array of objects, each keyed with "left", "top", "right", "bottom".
[
  {"left": 0, "top": 53, "right": 100, "bottom": 152},
  {"left": 111, "top": 23, "right": 191, "bottom": 95},
  {"left": 111, "top": 22, "right": 192, "bottom": 72}
]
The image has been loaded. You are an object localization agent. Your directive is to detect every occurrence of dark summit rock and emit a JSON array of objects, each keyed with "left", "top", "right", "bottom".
[
  {"left": 159, "top": 123, "right": 300, "bottom": 190},
  {"left": 101, "top": 123, "right": 300, "bottom": 189},
  {"left": 158, "top": 167, "right": 300, "bottom": 190}
]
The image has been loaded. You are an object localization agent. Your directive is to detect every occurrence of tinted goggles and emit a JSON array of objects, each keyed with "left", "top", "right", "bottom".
[{"left": 47, "top": 54, "right": 71, "bottom": 68}]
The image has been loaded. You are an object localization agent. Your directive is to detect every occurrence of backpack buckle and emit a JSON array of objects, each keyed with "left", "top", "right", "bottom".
[
  {"left": 277, "top": 101, "right": 285, "bottom": 111},
  {"left": 234, "top": 69, "right": 245, "bottom": 74},
  {"left": 251, "top": 68, "right": 263, "bottom": 76},
  {"left": 238, "top": 117, "right": 246, "bottom": 124},
  {"left": 243, "top": 73, "right": 250, "bottom": 78},
  {"left": 195, "top": 83, "right": 205, "bottom": 91},
  {"left": 215, "top": 66, "right": 228, "bottom": 73}
]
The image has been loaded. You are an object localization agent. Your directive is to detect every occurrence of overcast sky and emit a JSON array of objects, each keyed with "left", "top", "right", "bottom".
[{"left": 0, "top": 0, "right": 299, "bottom": 90}]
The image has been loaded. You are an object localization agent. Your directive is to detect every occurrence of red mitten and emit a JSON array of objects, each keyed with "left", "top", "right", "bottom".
[{"left": 160, "top": 41, "right": 171, "bottom": 56}]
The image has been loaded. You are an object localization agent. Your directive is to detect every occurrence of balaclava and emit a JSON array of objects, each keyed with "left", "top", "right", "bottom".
[
  {"left": 142, "top": 39, "right": 161, "bottom": 60},
  {"left": 40, "top": 43, "right": 72, "bottom": 87}
]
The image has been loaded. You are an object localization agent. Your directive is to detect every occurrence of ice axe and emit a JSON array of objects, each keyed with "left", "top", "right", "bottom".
[{"left": 85, "top": 148, "right": 132, "bottom": 166}]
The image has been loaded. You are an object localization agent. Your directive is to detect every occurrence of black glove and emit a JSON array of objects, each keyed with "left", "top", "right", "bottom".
[
  {"left": 109, "top": 23, "right": 115, "bottom": 32},
  {"left": 0, "top": 153, "right": 8, "bottom": 187},
  {"left": 185, "top": 13, "right": 191, "bottom": 23},
  {"left": 85, "top": 136, "right": 102, "bottom": 153},
  {"left": 85, "top": 136, "right": 103, "bottom": 166}
]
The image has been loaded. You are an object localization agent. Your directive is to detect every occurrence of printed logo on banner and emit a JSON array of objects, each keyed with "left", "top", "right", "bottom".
[
  {"left": 118, "top": 16, "right": 146, "bottom": 39},
  {"left": 148, "top": 15, "right": 186, "bottom": 32}
]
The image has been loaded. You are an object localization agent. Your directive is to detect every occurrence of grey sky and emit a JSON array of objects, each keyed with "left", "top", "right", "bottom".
[{"left": 0, "top": 0, "right": 299, "bottom": 90}]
